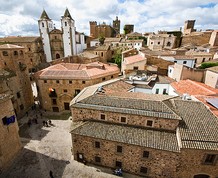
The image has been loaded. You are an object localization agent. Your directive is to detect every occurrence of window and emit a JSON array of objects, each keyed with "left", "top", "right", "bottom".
[
  {"left": 69, "top": 80, "right": 72, "bottom": 84},
  {"left": 20, "top": 104, "right": 24, "bottom": 110},
  {"left": 52, "top": 99, "right": 57, "bottom": 105},
  {"left": 151, "top": 42, "right": 153, "bottom": 45},
  {"left": 100, "top": 114, "right": 105, "bottom": 120},
  {"left": 101, "top": 52, "right": 103, "bottom": 57},
  {"left": 14, "top": 51, "right": 18, "bottom": 55},
  {"left": 158, "top": 42, "right": 160, "bottom": 45},
  {"left": 183, "top": 61, "right": 187, "bottom": 64},
  {"left": 115, "top": 161, "right": 122, "bottom": 168},
  {"left": 2, "top": 51, "right": 8, "bottom": 56},
  {"left": 202, "top": 58, "right": 205, "bottom": 62},
  {"left": 102, "top": 77, "right": 105, "bottom": 81},
  {"left": 111, "top": 75, "right": 114, "bottom": 79},
  {"left": 64, "top": 89, "right": 67, "bottom": 93},
  {"left": 155, "top": 88, "right": 159, "bottom": 94},
  {"left": 140, "top": 167, "right": 148, "bottom": 174},
  {"left": 44, "top": 80, "right": 47, "bottom": 83},
  {"left": 163, "top": 89, "right": 167, "bottom": 94},
  {"left": 143, "top": 151, "right": 149, "bottom": 158},
  {"left": 28, "top": 48, "right": 31, "bottom": 51},
  {"left": 174, "top": 61, "right": 177, "bottom": 63},
  {"left": 167, "top": 42, "right": 171, "bottom": 46},
  {"left": 55, "top": 36, "right": 57, "bottom": 39},
  {"left": 95, "top": 141, "right": 100, "bottom": 148},
  {"left": 17, "top": 92, "right": 21, "bottom": 98},
  {"left": 117, "top": 146, "right": 122, "bottom": 153},
  {"left": 65, "top": 22, "right": 67, "bottom": 26},
  {"left": 95, "top": 156, "right": 101, "bottom": 163},
  {"left": 82, "top": 81, "right": 86, "bottom": 84},
  {"left": 56, "top": 80, "right": 59, "bottom": 84},
  {"left": 204, "top": 154, "right": 217, "bottom": 164},
  {"left": 146, "top": 120, "right": 153, "bottom": 127},
  {"left": 30, "top": 58, "right": 33, "bottom": 62},
  {"left": 133, "top": 66, "right": 138, "bottom": 70},
  {"left": 42, "top": 22, "right": 44, "bottom": 27},
  {"left": 120, "top": 117, "right": 126, "bottom": 123},
  {"left": 169, "top": 69, "right": 172, "bottom": 73}
]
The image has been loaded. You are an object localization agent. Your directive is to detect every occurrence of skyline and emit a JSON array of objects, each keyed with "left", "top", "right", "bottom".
[{"left": 0, "top": 0, "right": 218, "bottom": 37}]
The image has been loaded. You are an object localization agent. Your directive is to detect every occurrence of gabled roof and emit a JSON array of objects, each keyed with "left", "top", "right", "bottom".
[
  {"left": 124, "top": 54, "right": 146, "bottom": 65},
  {"left": 40, "top": 10, "right": 50, "bottom": 20}
]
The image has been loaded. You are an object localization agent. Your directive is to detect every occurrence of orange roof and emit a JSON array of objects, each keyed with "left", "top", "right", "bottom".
[
  {"left": 35, "top": 62, "right": 120, "bottom": 80},
  {"left": 172, "top": 79, "right": 218, "bottom": 117},
  {"left": 124, "top": 54, "right": 146, "bottom": 65}
]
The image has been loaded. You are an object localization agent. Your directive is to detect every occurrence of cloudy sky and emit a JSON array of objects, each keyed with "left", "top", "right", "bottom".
[{"left": 0, "top": 0, "right": 218, "bottom": 37}]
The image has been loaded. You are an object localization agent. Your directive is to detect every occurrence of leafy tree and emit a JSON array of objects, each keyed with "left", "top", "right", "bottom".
[
  {"left": 199, "top": 62, "right": 218, "bottom": 69},
  {"left": 114, "top": 49, "right": 122, "bottom": 68},
  {"left": 98, "top": 34, "right": 105, "bottom": 45}
]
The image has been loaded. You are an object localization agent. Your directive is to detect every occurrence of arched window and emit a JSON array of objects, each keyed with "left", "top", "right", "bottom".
[
  {"left": 42, "top": 22, "right": 44, "bottom": 27},
  {"left": 167, "top": 42, "right": 171, "bottom": 46},
  {"left": 56, "top": 53, "right": 60, "bottom": 59}
]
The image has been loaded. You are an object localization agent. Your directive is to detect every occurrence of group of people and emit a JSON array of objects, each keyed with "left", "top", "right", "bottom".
[{"left": 43, "top": 120, "right": 52, "bottom": 127}]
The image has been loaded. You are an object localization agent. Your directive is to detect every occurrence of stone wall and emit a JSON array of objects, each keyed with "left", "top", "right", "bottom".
[
  {"left": 72, "top": 134, "right": 179, "bottom": 177},
  {"left": 0, "top": 96, "right": 22, "bottom": 170},
  {"left": 71, "top": 108, "right": 179, "bottom": 131},
  {"left": 177, "top": 149, "right": 218, "bottom": 178},
  {"left": 181, "top": 32, "right": 212, "bottom": 46},
  {"left": 204, "top": 70, "right": 218, "bottom": 88}
]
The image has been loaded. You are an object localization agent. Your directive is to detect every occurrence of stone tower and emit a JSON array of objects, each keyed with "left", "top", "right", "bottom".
[
  {"left": 38, "top": 10, "right": 53, "bottom": 62},
  {"left": 61, "top": 8, "right": 76, "bottom": 56},
  {"left": 89, "top": 21, "right": 97, "bottom": 38},
  {"left": 184, "top": 20, "right": 196, "bottom": 35},
  {"left": 113, "top": 16, "right": 120, "bottom": 35}
]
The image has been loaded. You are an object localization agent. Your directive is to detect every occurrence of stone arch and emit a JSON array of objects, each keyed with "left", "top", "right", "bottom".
[
  {"left": 56, "top": 53, "right": 60, "bottom": 59},
  {"left": 193, "top": 174, "right": 210, "bottom": 178}
]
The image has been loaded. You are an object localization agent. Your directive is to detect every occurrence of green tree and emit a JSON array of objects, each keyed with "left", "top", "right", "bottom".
[
  {"left": 98, "top": 34, "right": 105, "bottom": 45},
  {"left": 114, "top": 49, "right": 122, "bottom": 68},
  {"left": 199, "top": 62, "right": 218, "bottom": 69}
]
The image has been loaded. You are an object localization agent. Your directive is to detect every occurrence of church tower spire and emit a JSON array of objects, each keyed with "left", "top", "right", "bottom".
[
  {"left": 40, "top": 9, "right": 50, "bottom": 20},
  {"left": 64, "top": 8, "right": 73, "bottom": 19}
]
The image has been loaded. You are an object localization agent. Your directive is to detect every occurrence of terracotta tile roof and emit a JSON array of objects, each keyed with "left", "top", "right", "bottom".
[
  {"left": 71, "top": 121, "right": 180, "bottom": 152},
  {"left": 35, "top": 62, "right": 119, "bottom": 80},
  {"left": 0, "top": 36, "right": 40, "bottom": 43},
  {"left": 73, "top": 93, "right": 181, "bottom": 120},
  {"left": 103, "top": 80, "right": 134, "bottom": 93},
  {"left": 0, "top": 44, "right": 24, "bottom": 49},
  {"left": 171, "top": 79, "right": 218, "bottom": 117},
  {"left": 174, "top": 100, "right": 218, "bottom": 150},
  {"left": 124, "top": 54, "right": 146, "bottom": 65}
]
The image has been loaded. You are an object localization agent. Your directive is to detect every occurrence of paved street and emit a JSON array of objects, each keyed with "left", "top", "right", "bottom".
[{"left": 0, "top": 110, "right": 139, "bottom": 178}]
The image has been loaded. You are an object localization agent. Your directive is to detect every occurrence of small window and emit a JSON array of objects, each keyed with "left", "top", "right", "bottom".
[
  {"left": 140, "top": 167, "right": 148, "bottom": 174},
  {"left": 55, "top": 36, "right": 57, "bottom": 39},
  {"left": 163, "top": 89, "right": 167, "bottom": 94},
  {"left": 183, "top": 61, "right": 187, "bottom": 64},
  {"left": 64, "top": 89, "right": 67, "bottom": 93},
  {"left": 102, "top": 77, "right": 105, "bottom": 81},
  {"left": 117, "top": 146, "right": 122, "bottom": 153},
  {"left": 69, "top": 80, "right": 72, "bottom": 84},
  {"left": 143, "top": 151, "right": 149, "bottom": 158},
  {"left": 202, "top": 58, "right": 205, "bottom": 63},
  {"left": 100, "top": 114, "right": 105, "bottom": 120},
  {"left": 101, "top": 52, "right": 103, "bottom": 57},
  {"left": 17, "top": 92, "right": 21, "bottom": 98},
  {"left": 115, "top": 161, "right": 122, "bottom": 168},
  {"left": 95, "top": 141, "right": 100, "bottom": 148},
  {"left": 120, "top": 117, "right": 126, "bottom": 123},
  {"left": 52, "top": 99, "right": 57, "bottom": 105},
  {"left": 151, "top": 42, "right": 153, "bottom": 45},
  {"left": 2, "top": 51, "right": 8, "bottom": 56},
  {"left": 42, "top": 22, "right": 44, "bottom": 27},
  {"left": 20, "top": 104, "right": 24, "bottom": 110},
  {"left": 82, "top": 81, "right": 86, "bottom": 84},
  {"left": 111, "top": 75, "right": 114, "bottom": 79},
  {"left": 167, "top": 42, "right": 171, "bottom": 46},
  {"left": 155, "top": 88, "right": 159, "bottom": 94},
  {"left": 28, "top": 48, "right": 31, "bottom": 51},
  {"left": 65, "top": 22, "right": 67, "bottom": 26},
  {"left": 44, "top": 80, "right": 47, "bottom": 83},
  {"left": 204, "top": 154, "right": 217, "bottom": 164},
  {"left": 158, "top": 42, "right": 160, "bottom": 45},
  {"left": 14, "top": 51, "right": 18, "bottom": 55},
  {"left": 30, "top": 58, "right": 33, "bottom": 62},
  {"left": 146, "top": 120, "right": 153, "bottom": 127},
  {"left": 95, "top": 156, "right": 101, "bottom": 163},
  {"left": 56, "top": 80, "right": 59, "bottom": 84},
  {"left": 133, "top": 66, "right": 138, "bottom": 70},
  {"left": 174, "top": 61, "right": 177, "bottom": 63}
]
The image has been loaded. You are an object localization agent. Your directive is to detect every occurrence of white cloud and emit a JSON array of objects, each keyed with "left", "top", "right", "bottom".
[{"left": 0, "top": 0, "right": 217, "bottom": 37}]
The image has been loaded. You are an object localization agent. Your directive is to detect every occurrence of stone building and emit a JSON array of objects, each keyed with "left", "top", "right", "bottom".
[
  {"left": 0, "top": 92, "right": 22, "bottom": 170},
  {"left": 38, "top": 9, "right": 87, "bottom": 62},
  {"left": 0, "top": 44, "right": 34, "bottom": 118},
  {"left": 183, "top": 20, "right": 196, "bottom": 35},
  {"left": 70, "top": 82, "right": 218, "bottom": 177},
  {"left": 89, "top": 16, "right": 120, "bottom": 39},
  {"left": 35, "top": 62, "right": 120, "bottom": 112},
  {"left": 204, "top": 66, "right": 218, "bottom": 88},
  {"left": 0, "top": 36, "right": 45, "bottom": 73}
]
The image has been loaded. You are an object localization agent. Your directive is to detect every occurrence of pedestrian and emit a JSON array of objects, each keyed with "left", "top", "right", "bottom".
[
  {"left": 45, "top": 121, "right": 49, "bottom": 127},
  {"left": 49, "top": 170, "right": 54, "bottom": 178},
  {"left": 48, "top": 120, "right": 52, "bottom": 125}
]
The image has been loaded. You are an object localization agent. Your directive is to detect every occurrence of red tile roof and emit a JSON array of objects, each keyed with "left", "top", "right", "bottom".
[
  {"left": 35, "top": 62, "right": 120, "bottom": 80},
  {"left": 124, "top": 54, "right": 146, "bottom": 65}
]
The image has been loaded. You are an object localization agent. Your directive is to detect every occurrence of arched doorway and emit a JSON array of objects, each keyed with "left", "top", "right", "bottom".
[
  {"left": 56, "top": 53, "right": 60, "bottom": 59},
  {"left": 194, "top": 174, "right": 210, "bottom": 178}
]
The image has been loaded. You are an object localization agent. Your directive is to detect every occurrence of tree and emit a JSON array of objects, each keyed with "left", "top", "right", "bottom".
[
  {"left": 199, "top": 62, "right": 218, "bottom": 69},
  {"left": 114, "top": 49, "right": 122, "bottom": 68},
  {"left": 98, "top": 35, "right": 105, "bottom": 45}
]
